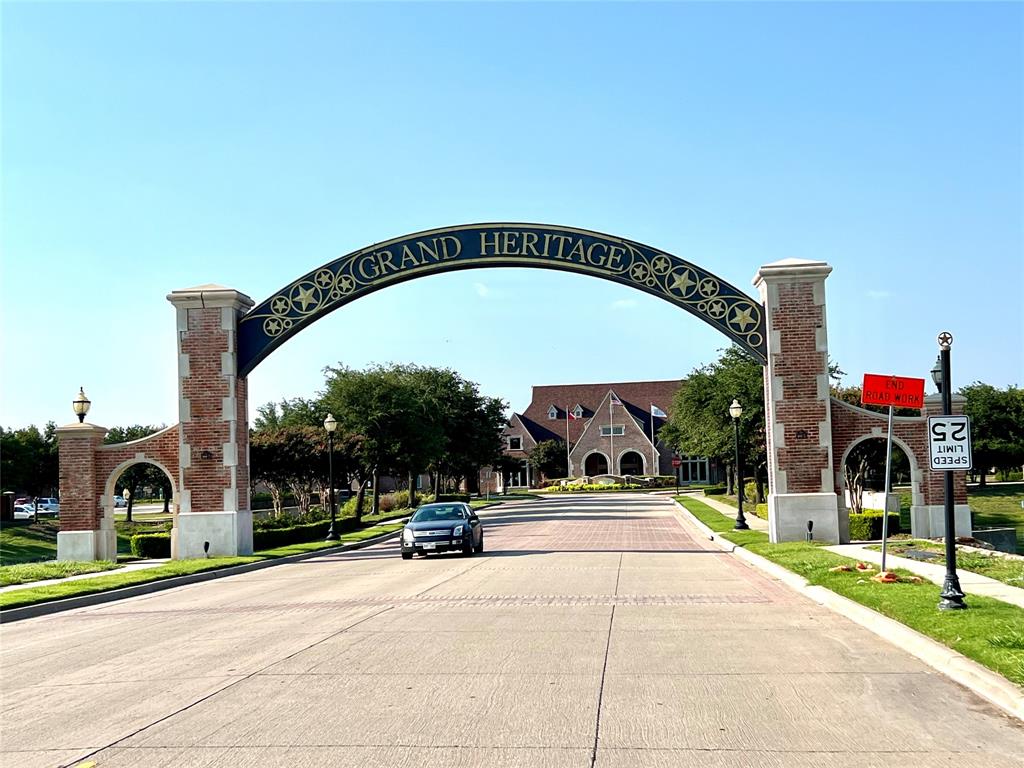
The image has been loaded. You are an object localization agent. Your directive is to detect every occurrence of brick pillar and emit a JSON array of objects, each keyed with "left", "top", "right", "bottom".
[
  {"left": 754, "top": 260, "right": 845, "bottom": 543},
  {"left": 56, "top": 423, "right": 116, "bottom": 561},
  {"left": 911, "top": 393, "right": 971, "bottom": 538},
  {"left": 167, "top": 285, "right": 254, "bottom": 558}
]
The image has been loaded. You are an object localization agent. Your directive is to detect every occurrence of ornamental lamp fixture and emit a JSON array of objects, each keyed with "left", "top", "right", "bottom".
[
  {"left": 931, "top": 355, "right": 943, "bottom": 393},
  {"left": 728, "top": 398, "right": 743, "bottom": 420},
  {"left": 72, "top": 388, "right": 91, "bottom": 423},
  {"left": 323, "top": 413, "right": 337, "bottom": 433}
]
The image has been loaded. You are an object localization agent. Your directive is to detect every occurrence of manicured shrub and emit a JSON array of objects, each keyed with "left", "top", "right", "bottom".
[
  {"left": 703, "top": 486, "right": 727, "bottom": 496},
  {"left": 130, "top": 533, "right": 171, "bottom": 559},
  {"left": 848, "top": 511, "right": 901, "bottom": 541},
  {"left": 743, "top": 481, "right": 757, "bottom": 503},
  {"left": 753, "top": 504, "right": 769, "bottom": 519}
]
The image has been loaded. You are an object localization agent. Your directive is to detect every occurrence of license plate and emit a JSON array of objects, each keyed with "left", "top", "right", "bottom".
[{"left": 421, "top": 542, "right": 437, "bottom": 550}]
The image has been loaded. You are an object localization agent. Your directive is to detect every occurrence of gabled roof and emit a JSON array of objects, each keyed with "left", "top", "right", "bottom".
[{"left": 520, "top": 379, "right": 681, "bottom": 446}]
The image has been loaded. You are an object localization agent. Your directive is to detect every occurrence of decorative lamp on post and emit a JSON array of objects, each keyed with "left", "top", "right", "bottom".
[
  {"left": 323, "top": 413, "right": 338, "bottom": 541},
  {"left": 935, "top": 332, "right": 966, "bottom": 611},
  {"left": 729, "top": 398, "right": 749, "bottom": 531},
  {"left": 72, "top": 388, "right": 91, "bottom": 423}
]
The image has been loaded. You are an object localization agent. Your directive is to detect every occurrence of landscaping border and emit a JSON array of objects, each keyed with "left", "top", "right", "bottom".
[
  {"left": 670, "top": 498, "right": 1024, "bottom": 723},
  {"left": 0, "top": 528, "right": 401, "bottom": 624}
]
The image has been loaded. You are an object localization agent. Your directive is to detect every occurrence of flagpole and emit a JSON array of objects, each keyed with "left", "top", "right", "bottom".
[
  {"left": 565, "top": 405, "right": 571, "bottom": 478},
  {"left": 609, "top": 396, "right": 614, "bottom": 476},
  {"left": 650, "top": 404, "right": 657, "bottom": 477}
]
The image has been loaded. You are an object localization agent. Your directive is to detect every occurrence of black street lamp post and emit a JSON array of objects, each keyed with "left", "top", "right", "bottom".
[
  {"left": 324, "top": 413, "right": 338, "bottom": 542},
  {"left": 729, "top": 398, "right": 749, "bottom": 531},
  {"left": 932, "top": 334, "right": 967, "bottom": 611}
]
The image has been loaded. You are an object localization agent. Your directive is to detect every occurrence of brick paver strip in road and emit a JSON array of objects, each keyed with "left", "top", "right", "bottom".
[{"left": 1, "top": 493, "right": 1020, "bottom": 768}]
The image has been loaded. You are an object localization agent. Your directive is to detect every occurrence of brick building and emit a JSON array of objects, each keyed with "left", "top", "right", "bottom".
[{"left": 500, "top": 380, "right": 720, "bottom": 488}]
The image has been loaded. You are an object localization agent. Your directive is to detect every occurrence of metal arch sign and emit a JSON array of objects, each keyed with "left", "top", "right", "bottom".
[{"left": 236, "top": 223, "right": 767, "bottom": 376}]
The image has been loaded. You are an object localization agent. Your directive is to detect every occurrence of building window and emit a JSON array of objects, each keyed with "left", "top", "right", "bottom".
[
  {"left": 507, "top": 436, "right": 523, "bottom": 450},
  {"left": 599, "top": 425, "right": 625, "bottom": 437},
  {"left": 572, "top": 404, "right": 584, "bottom": 418},
  {"left": 677, "top": 455, "right": 709, "bottom": 483},
  {"left": 547, "top": 405, "right": 558, "bottom": 420}
]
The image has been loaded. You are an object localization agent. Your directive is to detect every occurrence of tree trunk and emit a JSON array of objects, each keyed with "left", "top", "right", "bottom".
[
  {"left": 433, "top": 472, "right": 441, "bottom": 498},
  {"left": 977, "top": 469, "right": 987, "bottom": 488},
  {"left": 126, "top": 480, "right": 137, "bottom": 523},
  {"left": 408, "top": 470, "right": 417, "bottom": 508},
  {"left": 725, "top": 463, "right": 734, "bottom": 496},
  {"left": 755, "top": 471, "right": 766, "bottom": 505},
  {"left": 162, "top": 479, "right": 171, "bottom": 514},
  {"left": 354, "top": 479, "right": 367, "bottom": 524},
  {"left": 371, "top": 467, "right": 381, "bottom": 517}
]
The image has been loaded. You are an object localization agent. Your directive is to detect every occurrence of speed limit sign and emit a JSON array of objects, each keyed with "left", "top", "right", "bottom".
[{"left": 928, "top": 415, "right": 973, "bottom": 471}]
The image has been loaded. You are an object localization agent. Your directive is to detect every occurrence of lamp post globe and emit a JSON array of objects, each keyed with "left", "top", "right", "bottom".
[
  {"left": 72, "top": 387, "right": 91, "bottom": 423},
  {"left": 729, "top": 399, "right": 749, "bottom": 530},
  {"left": 324, "top": 414, "right": 338, "bottom": 541}
]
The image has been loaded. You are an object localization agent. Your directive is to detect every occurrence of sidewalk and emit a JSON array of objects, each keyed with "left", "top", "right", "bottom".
[
  {"left": 0, "top": 559, "right": 170, "bottom": 595},
  {"left": 827, "top": 543, "right": 1024, "bottom": 610},
  {"left": 691, "top": 492, "right": 769, "bottom": 532}
]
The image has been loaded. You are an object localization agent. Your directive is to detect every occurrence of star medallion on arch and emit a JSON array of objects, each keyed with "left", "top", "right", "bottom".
[
  {"left": 630, "top": 263, "right": 650, "bottom": 282},
  {"left": 668, "top": 269, "right": 696, "bottom": 297},
  {"left": 699, "top": 278, "right": 719, "bottom": 298},
  {"left": 729, "top": 304, "right": 757, "bottom": 333},
  {"left": 707, "top": 299, "right": 728, "bottom": 319},
  {"left": 315, "top": 270, "right": 334, "bottom": 288},
  {"left": 265, "top": 318, "right": 283, "bottom": 335},
  {"left": 291, "top": 283, "right": 320, "bottom": 313},
  {"left": 650, "top": 255, "right": 671, "bottom": 275},
  {"left": 337, "top": 275, "right": 356, "bottom": 294},
  {"left": 271, "top": 297, "right": 290, "bottom": 315}
]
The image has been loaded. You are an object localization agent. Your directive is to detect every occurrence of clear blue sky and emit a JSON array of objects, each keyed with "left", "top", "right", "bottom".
[{"left": 3, "top": 2, "right": 1021, "bottom": 430}]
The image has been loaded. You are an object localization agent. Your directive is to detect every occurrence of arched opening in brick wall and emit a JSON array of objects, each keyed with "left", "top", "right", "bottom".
[
  {"left": 102, "top": 457, "right": 178, "bottom": 549},
  {"left": 838, "top": 434, "right": 917, "bottom": 515},
  {"left": 584, "top": 452, "right": 609, "bottom": 476},
  {"left": 619, "top": 450, "right": 645, "bottom": 476}
]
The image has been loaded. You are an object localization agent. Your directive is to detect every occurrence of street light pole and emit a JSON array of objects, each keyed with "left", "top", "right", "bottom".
[
  {"left": 729, "top": 398, "right": 749, "bottom": 531},
  {"left": 324, "top": 414, "right": 338, "bottom": 542},
  {"left": 934, "top": 334, "right": 966, "bottom": 611}
]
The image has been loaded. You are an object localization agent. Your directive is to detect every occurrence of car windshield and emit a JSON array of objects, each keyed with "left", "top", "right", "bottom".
[{"left": 411, "top": 505, "right": 466, "bottom": 522}]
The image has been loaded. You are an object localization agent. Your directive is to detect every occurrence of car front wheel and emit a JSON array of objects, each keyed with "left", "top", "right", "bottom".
[{"left": 401, "top": 552, "right": 413, "bottom": 560}]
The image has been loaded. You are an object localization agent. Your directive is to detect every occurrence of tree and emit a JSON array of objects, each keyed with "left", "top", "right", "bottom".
[
  {"left": 527, "top": 439, "right": 568, "bottom": 481},
  {"left": 961, "top": 383, "right": 1024, "bottom": 485},
  {"left": 104, "top": 425, "right": 167, "bottom": 521},
  {"left": 660, "top": 346, "right": 767, "bottom": 500},
  {"left": 0, "top": 423, "right": 58, "bottom": 500}
]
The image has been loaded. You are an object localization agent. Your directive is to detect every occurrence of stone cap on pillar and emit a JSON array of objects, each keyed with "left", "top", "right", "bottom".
[
  {"left": 167, "top": 284, "right": 254, "bottom": 312},
  {"left": 55, "top": 422, "right": 108, "bottom": 441},
  {"left": 753, "top": 258, "right": 833, "bottom": 288}
]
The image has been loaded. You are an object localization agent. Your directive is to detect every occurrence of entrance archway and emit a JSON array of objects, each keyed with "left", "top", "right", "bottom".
[
  {"left": 584, "top": 452, "right": 609, "bottom": 476},
  {"left": 619, "top": 451, "right": 645, "bottom": 476},
  {"left": 56, "top": 223, "right": 962, "bottom": 559}
]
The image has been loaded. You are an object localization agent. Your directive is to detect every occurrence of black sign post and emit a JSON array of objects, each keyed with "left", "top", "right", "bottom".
[{"left": 934, "top": 331, "right": 967, "bottom": 611}]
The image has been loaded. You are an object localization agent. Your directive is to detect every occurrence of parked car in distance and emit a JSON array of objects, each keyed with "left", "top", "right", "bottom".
[
  {"left": 114, "top": 496, "right": 127, "bottom": 507},
  {"left": 400, "top": 502, "right": 484, "bottom": 560},
  {"left": 14, "top": 497, "right": 30, "bottom": 507},
  {"left": 34, "top": 498, "right": 60, "bottom": 515},
  {"left": 13, "top": 505, "right": 35, "bottom": 520}
]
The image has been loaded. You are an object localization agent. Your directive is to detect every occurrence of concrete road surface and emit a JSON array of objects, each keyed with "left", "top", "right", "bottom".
[{"left": 2, "top": 494, "right": 1021, "bottom": 767}]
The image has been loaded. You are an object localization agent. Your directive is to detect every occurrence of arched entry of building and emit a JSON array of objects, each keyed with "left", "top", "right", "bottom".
[
  {"left": 56, "top": 223, "right": 959, "bottom": 559},
  {"left": 584, "top": 452, "right": 609, "bottom": 476},
  {"left": 619, "top": 450, "right": 645, "bottom": 476}
]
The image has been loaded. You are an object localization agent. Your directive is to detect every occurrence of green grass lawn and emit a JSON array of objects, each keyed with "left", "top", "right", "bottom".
[
  {"left": 0, "top": 520, "right": 404, "bottom": 611},
  {"left": 0, "top": 560, "right": 122, "bottom": 587},
  {"left": 866, "top": 539, "right": 1024, "bottom": 590},
  {"left": 898, "top": 482, "right": 1024, "bottom": 552},
  {"left": 676, "top": 495, "right": 1024, "bottom": 687},
  {"left": 0, "top": 519, "right": 61, "bottom": 566}
]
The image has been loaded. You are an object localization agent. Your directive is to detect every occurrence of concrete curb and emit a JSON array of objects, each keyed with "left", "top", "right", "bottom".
[
  {"left": 0, "top": 529, "right": 402, "bottom": 624},
  {"left": 670, "top": 497, "right": 1024, "bottom": 722}
]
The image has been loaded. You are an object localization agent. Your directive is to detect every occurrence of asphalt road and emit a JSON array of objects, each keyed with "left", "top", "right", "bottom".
[{"left": 1, "top": 494, "right": 1021, "bottom": 767}]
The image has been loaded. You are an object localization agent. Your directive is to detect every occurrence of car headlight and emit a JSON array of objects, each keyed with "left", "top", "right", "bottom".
[
  {"left": 403, "top": 528, "right": 414, "bottom": 544},
  {"left": 453, "top": 524, "right": 464, "bottom": 537}
]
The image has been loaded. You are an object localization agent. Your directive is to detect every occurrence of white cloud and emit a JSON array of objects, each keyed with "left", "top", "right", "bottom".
[
  {"left": 867, "top": 289, "right": 891, "bottom": 300},
  {"left": 611, "top": 299, "right": 637, "bottom": 310},
  {"left": 474, "top": 282, "right": 491, "bottom": 298}
]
